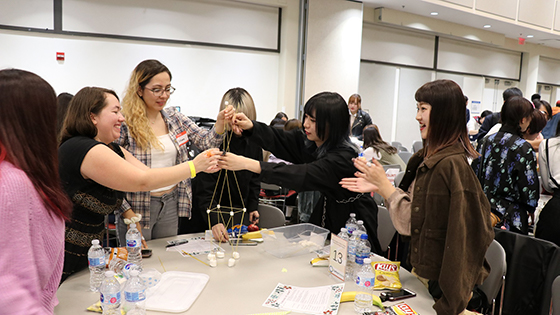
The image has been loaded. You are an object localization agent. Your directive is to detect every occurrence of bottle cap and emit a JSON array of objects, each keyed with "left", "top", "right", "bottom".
[
  {"left": 92, "top": 239, "right": 100, "bottom": 245},
  {"left": 340, "top": 228, "right": 347, "bottom": 232},
  {"left": 130, "top": 270, "right": 139, "bottom": 277},
  {"left": 130, "top": 223, "right": 136, "bottom": 229},
  {"left": 357, "top": 220, "right": 364, "bottom": 224},
  {"left": 350, "top": 213, "right": 356, "bottom": 218},
  {"left": 360, "top": 233, "right": 368, "bottom": 240},
  {"left": 105, "top": 270, "right": 116, "bottom": 277},
  {"left": 364, "top": 258, "right": 371, "bottom": 264}
]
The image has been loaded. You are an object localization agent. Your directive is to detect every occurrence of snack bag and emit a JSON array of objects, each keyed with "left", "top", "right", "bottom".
[
  {"left": 105, "top": 247, "right": 128, "bottom": 268},
  {"left": 372, "top": 261, "right": 402, "bottom": 290},
  {"left": 386, "top": 302, "right": 418, "bottom": 315}
]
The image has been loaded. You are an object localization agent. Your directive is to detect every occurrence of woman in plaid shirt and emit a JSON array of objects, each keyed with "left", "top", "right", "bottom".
[{"left": 115, "top": 59, "right": 229, "bottom": 246}]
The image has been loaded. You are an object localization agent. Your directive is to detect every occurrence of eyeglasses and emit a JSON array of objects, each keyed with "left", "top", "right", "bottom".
[{"left": 145, "top": 86, "right": 176, "bottom": 97}]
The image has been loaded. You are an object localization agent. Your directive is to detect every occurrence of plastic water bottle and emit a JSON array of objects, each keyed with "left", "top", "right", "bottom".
[
  {"left": 355, "top": 257, "right": 374, "bottom": 313},
  {"left": 337, "top": 227, "right": 350, "bottom": 241},
  {"left": 346, "top": 230, "right": 363, "bottom": 281},
  {"left": 356, "top": 220, "right": 367, "bottom": 234},
  {"left": 123, "top": 270, "right": 147, "bottom": 315},
  {"left": 100, "top": 271, "right": 121, "bottom": 315},
  {"left": 108, "top": 257, "right": 128, "bottom": 275},
  {"left": 88, "top": 239, "right": 106, "bottom": 292},
  {"left": 354, "top": 233, "right": 372, "bottom": 280},
  {"left": 356, "top": 257, "right": 375, "bottom": 288},
  {"left": 126, "top": 223, "right": 142, "bottom": 269},
  {"left": 345, "top": 213, "right": 358, "bottom": 234}
]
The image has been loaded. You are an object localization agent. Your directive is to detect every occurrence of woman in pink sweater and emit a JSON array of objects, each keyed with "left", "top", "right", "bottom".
[{"left": 0, "top": 69, "right": 72, "bottom": 314}]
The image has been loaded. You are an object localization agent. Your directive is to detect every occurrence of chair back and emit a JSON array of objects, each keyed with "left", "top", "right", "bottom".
[
  {"left": 391, "top": 141, "right": 402, "bottom": 148},
  {"left": 480, "top": 239, "right": 507, "bottom": 315},
  {"left": 394, "top": 171, "right": 405, "bottom": 188},
  {"left": 382, "top": 164, "right": 402, "bottom": 172},
  {"left": 552, "top": 276, "right": 560, "bottom": 315},
  {"left": 257, "top": 203, "right": 286, "bottom": 229},
  {"left": 377, "top": 206, "right": 396, "bottom": 254},
  {"left": 412, "top": 140, "right": 423, "bottom": 153},
  {"left": 398, "top": 151, "right": 413, "bottom": 164}
]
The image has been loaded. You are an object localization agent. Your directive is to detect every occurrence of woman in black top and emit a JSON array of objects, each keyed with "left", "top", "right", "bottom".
[
  {"left": 348, "top": 93, "right": 372, "bottom": 140},
  {"left": 219, "top": 92, "right": 381, "bottom": 254},
  {"left": 191, "top": 88, "right": 262, "bottom": 240},
  {"left": 58, "top": 87, "right": 225, "bottom": 281}
]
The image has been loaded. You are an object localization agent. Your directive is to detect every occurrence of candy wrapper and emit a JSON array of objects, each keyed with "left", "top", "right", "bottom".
[
  {"left": 372, "top": 261, "right": 402, "bottom": 290},
  {"left": 364, "top": 302, "right": 418, "bottom": 315}
]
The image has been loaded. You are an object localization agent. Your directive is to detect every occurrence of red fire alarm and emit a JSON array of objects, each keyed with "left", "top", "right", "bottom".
[{"left": 56, "top": 52, "right": 65, "bottom": 61}]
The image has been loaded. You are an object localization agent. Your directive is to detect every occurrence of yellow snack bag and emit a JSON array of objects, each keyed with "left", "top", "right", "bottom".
[
  {"left": 372, "top": 261, "right": 402, "bottom": 290},
  {"left": 389, "top": 302, "right": 418, "bottom": 315}
]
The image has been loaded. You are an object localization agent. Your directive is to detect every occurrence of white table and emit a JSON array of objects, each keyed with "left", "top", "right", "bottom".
[{"left": 55, "top": 234, "right": 436, "bottom": 315}]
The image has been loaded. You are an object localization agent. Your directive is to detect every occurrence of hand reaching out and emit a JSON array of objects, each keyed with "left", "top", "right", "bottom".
[{"left": 192, "top": 148, "right": 221, "bottom": 174}]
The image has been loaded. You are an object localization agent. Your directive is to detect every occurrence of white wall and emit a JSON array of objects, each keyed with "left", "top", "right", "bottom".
[
  {"left": 0, "top": 0, "right": 301, "bottom": 123},
  {"left": 304, "top": 0, "right": 363, "bottom": 102}
]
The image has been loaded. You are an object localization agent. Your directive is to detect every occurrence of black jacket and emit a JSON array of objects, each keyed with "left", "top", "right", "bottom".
[
  {"left": 350, "top": 109, "right": 373, "bottom": 140},
  {"left": 245, "top": 121, "right": 382, "bottom": 254}
]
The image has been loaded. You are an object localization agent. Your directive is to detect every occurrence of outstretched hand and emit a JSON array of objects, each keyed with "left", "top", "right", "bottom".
[
  {"left": 230, "top": 113, "right": 253, "bottom": 135},
  {"left": 215, "top": 104, "right": 235, "bottom": 134},
  {"left": 192, "top": 148, "right": 221, "bottom": 174},
  {"left": 340, "top": 177, "right": 379, "bottom": 193}
]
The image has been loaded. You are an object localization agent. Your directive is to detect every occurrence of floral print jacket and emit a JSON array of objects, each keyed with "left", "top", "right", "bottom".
[{"left": 472, "top": 124, "right": 539, "bottom": 234}]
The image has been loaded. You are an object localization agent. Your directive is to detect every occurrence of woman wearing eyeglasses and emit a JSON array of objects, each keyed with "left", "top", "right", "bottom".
[{"left": 115, "top": 59, "right": 228, "bottom": 246}]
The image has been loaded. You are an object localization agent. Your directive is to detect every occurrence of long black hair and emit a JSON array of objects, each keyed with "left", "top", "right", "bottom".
[{"left": 302, "top": 92, "right": 358, "bottom": 157}]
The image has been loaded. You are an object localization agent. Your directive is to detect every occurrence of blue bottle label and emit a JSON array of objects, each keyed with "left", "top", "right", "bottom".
[
  {"left": 127, "top": 239, "right": 139, "bottom": 248},
  {"left": 100, "top": 291, "right": 121, "bottom": 305},
  {"left": 125, "top": 289, "right": 146, "bottom": 302},
  {"left": 88, "top": 256, "right": 105, "bottom": 267}
]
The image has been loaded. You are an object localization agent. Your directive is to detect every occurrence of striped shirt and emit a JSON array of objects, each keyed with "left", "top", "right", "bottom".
[{"left": 115, "top": 107, "right": 222, "bottom": 228}]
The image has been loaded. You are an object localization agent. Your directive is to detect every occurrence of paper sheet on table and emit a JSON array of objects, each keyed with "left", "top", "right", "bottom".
[
  {"left": 263, "top": 283, "right": 344, "bottom": 315},
  {"left": 166, "top": 238, "right": 223, "bottom": 255}
]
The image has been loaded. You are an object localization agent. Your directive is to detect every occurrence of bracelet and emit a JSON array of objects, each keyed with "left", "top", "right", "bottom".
[
  {"left": 188, "top": 161, "right": 196, "bottom": 178},
  {"left": 123, "top": 213, "right": 142, "bottom": 225}
]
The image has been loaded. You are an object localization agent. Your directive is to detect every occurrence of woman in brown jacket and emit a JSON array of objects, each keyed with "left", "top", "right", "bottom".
[{"left": 341, "top": 79, "right": 494, "bottom": 315}]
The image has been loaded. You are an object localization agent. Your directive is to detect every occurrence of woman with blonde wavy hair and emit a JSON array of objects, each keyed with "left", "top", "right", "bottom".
[{"left": 115, "top": 59, "right": 231, "bottom": 245}]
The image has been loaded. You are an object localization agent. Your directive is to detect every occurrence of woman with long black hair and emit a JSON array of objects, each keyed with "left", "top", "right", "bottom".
[{"left": 218, "top": 91, "right": 381, "bottom": 253}]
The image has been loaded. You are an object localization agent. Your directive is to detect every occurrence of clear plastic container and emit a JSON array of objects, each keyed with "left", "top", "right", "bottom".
[{"left": 261, "top": 223, "right": 329, "bottom": 258}]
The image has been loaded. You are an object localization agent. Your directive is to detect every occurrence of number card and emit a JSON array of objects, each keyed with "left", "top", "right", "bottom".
[{"left": 329, "top": 233, "right": 348, "bottom": 281}]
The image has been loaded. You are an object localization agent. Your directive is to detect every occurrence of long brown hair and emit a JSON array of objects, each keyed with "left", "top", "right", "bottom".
[
  {"left": 362, "top": 124, "right": 397, "bottom": 154},
  {"left": 60, "top": 87, "right": 119, "bottom": 143},
  {"left": 415, "top": 80, "right": 478, "bottom": 159},
  {"left": 0, "top": 69, "right": 72, "bottom": 219}
]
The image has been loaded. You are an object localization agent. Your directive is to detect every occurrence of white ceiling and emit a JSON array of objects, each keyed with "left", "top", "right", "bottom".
[{"left": 362, "top": 0, "right": 560, "bottom": 49}]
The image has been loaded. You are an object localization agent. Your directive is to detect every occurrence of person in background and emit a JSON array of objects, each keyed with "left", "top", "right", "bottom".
[
  {"left": 542, "top": 100, "right": 560, "bottom": 139},
  {"left": 59, "top": 87, "right": 223, "bottom": 280},
  {"left": 115, "top": 59, "right": 229, "bottom": 244},
  {"left": 361, "top": 124, "right": 406, "bottom": 170},
  {"left": 531, "top": 93, "right": 541, "bottom": 104},
  {"left": 473, "top": 87, "right": 523, "bottom": 143},
  {"left": 221, "top": 92, "right": 382, "bottom": 253},
  {"left": 0, "top": 69, "right": 73, "bottom": 315},
  {"left": 535, "top": 99, "right": 552, "bottom": 121},
  {"left": 472, "top": 96, "right": 538, "bottom": 234},
  {"left": 536, "top": 122, "right": 560, "bottom": 246},
  {"left": 191, "top": 88, "right": 262, "bottom": 241},
  {"left": 341, "top": 79, "right": 493, "bottom": 315},
  {"left": 348, "top": 93, "right": 372, "bottom": 140},
  {"left": 270, "top": 112, "right": 288, "bottom": 125},
  {"left": 56, "top": 92, "right": 74, "bottom": 141},
  {"left": 524, "top": 109, "right": 547, "bottom": 152}
]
